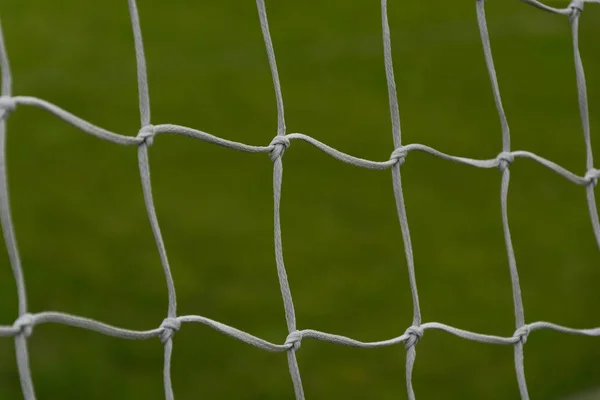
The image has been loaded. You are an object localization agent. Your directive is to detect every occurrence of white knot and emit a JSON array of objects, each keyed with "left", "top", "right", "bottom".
[
  {"left": 569, "top": 0, "right": 585, "bottom": 12},
  {"left": 159, "top": 317, "right": 181, "bottom": 344},
  {"left": 137, "top": 124, "right": 156, "bottom": 147},
  {"left": 269, "top": 135, "right": 290, "bottom": 162},
  {"left": 514, "top": 325, "right": 530, "bottom": 345},
  {"left": 13, "top": 313, "right": 35, "bottom": 338},
  {"left": 497, "top": 151, "right": 514, "bottom": 172},
  {"left": 585, "top": 168, "right": 600, "bottom": 187},
  {"left": 285, "top": 330, "right": 302, "bottom": 351},
  {"left": 404, "top": 326, "right": 423, "bottom": 349},
  {"left": 390, "top": 147, "right": 407, "bottom": 166},
  {"left": 0, "top": 96, "right": 16, "bottom": 117}
]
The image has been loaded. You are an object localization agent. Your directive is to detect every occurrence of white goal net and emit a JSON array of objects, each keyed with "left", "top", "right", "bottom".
[{"left": 0, "top": 0, "right": 599, "bottom": 399}]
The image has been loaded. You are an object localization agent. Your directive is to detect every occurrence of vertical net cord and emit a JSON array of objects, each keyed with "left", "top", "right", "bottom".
[
  {"left": 128, "top": 0, "right": 151, "bottom": 126},
  {"left": 127, "top": 1, "right": 178, "bottom": 399},
  {"left": 0, "top": 19, "right": 36, "bottom": 400},
  {"left": 476, "top": 1, "right": 528, "bottom": 398},
  {"left": 570, "top": 6, "right": 600, "bottom": 248},
  {"left": 380, "top": 2, "right": 422, "bottom": 399},
  {"left": 255, "top": 1, "right": 304, "bottom": 399}
]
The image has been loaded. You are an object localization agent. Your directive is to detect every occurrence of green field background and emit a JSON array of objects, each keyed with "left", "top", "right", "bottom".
[{"left": 1, "top": 0, "right": 599, "bottom": 399}]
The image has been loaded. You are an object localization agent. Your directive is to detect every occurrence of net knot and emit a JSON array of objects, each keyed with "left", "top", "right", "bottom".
[
  {"left": 269, "top": 135, "right": 290, "bottom": 162},
  {"left": 13, "top": 313, "right": 35, "bottom": 338},
  {"left": 137, "top": 124, "right": 156, "bottom": 147},
  {"left": 514, "top": 325, "right": 530, "bottom": 345},
  {"left": 404, "top": 326, "right": 423, "bottom": 349},
  {"left": 0, "top": 96, "right": 16, "bottom": 117},
  {"left": 285, "top": 330, "right": 302, "bottom": 351},
  {"left": 569, "top": 0, "right": 585, "bottom": 12},
  {"left": 584, "top": 168, "right": 600, "bottom": 187},
  {"left": 390, "top": 147, "right": 407, "bottom": 166},
  {"left": 159, "top": 317, "right": 181, "bottom": 344},
  {"left": 496, "top": 151, "right": 514, "bottom": 171}
]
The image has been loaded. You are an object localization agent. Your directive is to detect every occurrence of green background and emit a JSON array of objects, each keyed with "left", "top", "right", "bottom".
[{"left": 1, "top": 0, "right": 599, "bottom": 399}]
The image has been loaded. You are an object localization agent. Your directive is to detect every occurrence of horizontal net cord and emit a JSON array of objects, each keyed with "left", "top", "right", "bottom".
[
  {"left": 0, "top": 97, "right": 597, "bottom": 184},
  {"left": 2, "top": 312, "right": 600, "bottom": 349},
  {"left": 520, "top": 0, "right": 600, "bottom": 15},
  {"left": 2, "top": 96, "right": 140, "bottom": 145}
]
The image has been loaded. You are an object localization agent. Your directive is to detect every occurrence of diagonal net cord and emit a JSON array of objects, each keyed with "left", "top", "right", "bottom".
[
  {"left": 380, "top": 1, "right": 423, "bottom": 399},
  {"left": 476, "top": 1, "right": 529, "bottom": 398},
  {"left": 0, "top": 1, "right": 599, "bottom": 399},
  {"left": 256, "top": 1, "right": 304, "bottom": 398},
  {"left": 127, "top": 1, "right": 180, "bottom": 399}
]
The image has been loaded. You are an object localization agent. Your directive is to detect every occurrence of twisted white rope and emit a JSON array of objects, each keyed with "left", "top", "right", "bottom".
[{"left": 2, "top": 313, "right": 600, "bottom": 349}]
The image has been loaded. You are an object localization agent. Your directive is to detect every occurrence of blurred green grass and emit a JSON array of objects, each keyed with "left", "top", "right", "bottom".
[{"left": 0, "top": 0, "right": 599, "bottom": 399}]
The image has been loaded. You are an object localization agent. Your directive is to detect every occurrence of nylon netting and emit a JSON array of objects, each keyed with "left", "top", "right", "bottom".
[{"left": 1, "top": 0, "right": 599, "bottom": 399}]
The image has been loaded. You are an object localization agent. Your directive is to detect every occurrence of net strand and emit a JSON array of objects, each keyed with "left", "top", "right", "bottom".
[
  {"left": 477, "top": 1, "right": 528, "bottom": 398},
  {"left": 476, "top": 0, "right": 511, "bottom": 151},
  {"left": 3, "top": 312, "right": 600, "bottom": 348},
  {"left": 256, "top": 1, "right": 304, "bottom": 398},
  {"left": 3, "top": 95, "right": 597, "bottom": 176},
  {"left": 126, "top": 1, "right": 179, "bottom": 399},
  {"left": 381, "top": 1, "right": 422, "bottom": 398},
  {"left": 0, "top": 19, "right": 36, "bottom": 400},
  {"left": 0, "top": 18, "right": 10, "bottom": 96},
  {"left": 0, "top": 100, "right": 595, "bottom": 178},
  {"left": 128, "top": 0, "right": 151, "bottom": 127},
  {"left": 520, "top": 0, "right": 600, "bottom": 15},
  {"left": 0, "top": 1, "right": 598, "bottom": 399},
  {"left": 569, "top": 5, "right": 600, "bottom": 248}
]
